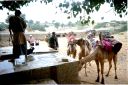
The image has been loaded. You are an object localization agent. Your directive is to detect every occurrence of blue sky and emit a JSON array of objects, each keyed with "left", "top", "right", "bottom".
[{"left": 0, "top": 0, "right": 127, "bottom": 24}]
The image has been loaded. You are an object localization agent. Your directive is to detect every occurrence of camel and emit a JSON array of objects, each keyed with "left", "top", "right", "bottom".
[
  {"left": 75, "top": 38, "right": 92, "bottom": 76},
  {"left": 67, "top": 41, "right": 77, "bottom": 58},
  {"left": 78, "top": 41, "right": 122, "bottom": 84},
  {"left": 76, "top": 38, "right": 91, "bottom": 60}
]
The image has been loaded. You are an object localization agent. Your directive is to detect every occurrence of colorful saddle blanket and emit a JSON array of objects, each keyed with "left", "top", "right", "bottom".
[
  {"left": 102, "top": 39, "right": 112, "bottom": 51},
  {"left": 101, "top": 38, "right": 122, "bottom": 52}
]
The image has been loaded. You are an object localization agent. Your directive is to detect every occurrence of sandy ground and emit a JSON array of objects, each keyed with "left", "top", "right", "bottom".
[
  {"left": 0, "top": 31, "right": 128, "bottom": 84},
  {"left": 57, "top": 32, "right": 128, "bottom": 84}
]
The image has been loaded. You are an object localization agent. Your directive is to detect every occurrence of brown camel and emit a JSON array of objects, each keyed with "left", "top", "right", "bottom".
[
  {"left": 76, "top": 38, "right": 92, "bottom": 76},
  {"left": 76, "top": 38, "right": 91, "bottom": 60},
  {"left": 67, "top": 41, "right": 77, "bottom": 58},
  {"left": 78, "top": 42, "right": 122, "bottom": 84}
]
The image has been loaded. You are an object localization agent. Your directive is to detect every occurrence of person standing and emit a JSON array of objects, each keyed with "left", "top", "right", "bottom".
[
  {"left": 67, "top": 32, "right": 76, "bottom": 46},
  {"left": 49, "top": 32, "right": 59, "bottom": 50},
  {"left": 8, "top": 10, "right": 27, "bottom": 65}
]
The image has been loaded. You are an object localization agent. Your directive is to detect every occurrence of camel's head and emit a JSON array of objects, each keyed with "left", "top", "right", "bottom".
[
  {"left": 76, "top": 38, "right": 85, "bottom": 46},
  {"left": 68, "top": 42, "right": 76, "bottom": 52}
]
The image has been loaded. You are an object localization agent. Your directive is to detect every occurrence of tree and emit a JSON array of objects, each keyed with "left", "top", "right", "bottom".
[
  {"left": 0, "top": 22, "right": 8, "bottom": 31},
  {"left": 31, "top": 21, "right": 46, "bottom": 31},
  {"left": 27, "top": 19, "right": 34, "bottom": 29},
  {"left": 0, "top": 0, "right": 127, "bottom": 25},
  {"left": 67, "top": 21, "right": 73, "bottom": 27},
  {"left": 5, "top": 14, "right": 13, "bottom": 23},
  {"left": 21, "top": 14, "right": 27, "bottom": 21},
  {"left": 54, "top": 22, "right": 60, "bottom": 29}
]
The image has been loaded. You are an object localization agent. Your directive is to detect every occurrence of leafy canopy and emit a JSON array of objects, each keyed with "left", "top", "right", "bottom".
[{"left": 0, "top": 0, "right": 127, "bottom": 24}]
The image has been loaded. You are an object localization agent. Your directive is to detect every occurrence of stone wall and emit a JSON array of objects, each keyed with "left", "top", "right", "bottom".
[
  {"left": 0, "top": 61, "right": 80, "bottom": 84},
  {"left": 0, "top": 33, "right": 46, "bottom": 47},
  {"left": 0, "top": 32, "right": 87, "bottom": 47}
]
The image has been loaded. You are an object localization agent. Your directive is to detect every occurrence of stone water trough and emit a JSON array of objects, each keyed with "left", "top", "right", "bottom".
[{"left": 0, "top": 46, "right": 80, "bottom": 84}]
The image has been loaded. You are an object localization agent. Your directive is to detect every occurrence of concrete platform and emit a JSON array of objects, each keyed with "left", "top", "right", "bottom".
[
  {"left": 0, "top": 46, "right": 80, "bottom": 84},
  {"left": 0, "top": 44, "right": 58, "bottom": 56}
]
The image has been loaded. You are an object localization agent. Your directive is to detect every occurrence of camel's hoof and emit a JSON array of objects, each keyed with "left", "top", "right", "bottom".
[
  {"left": 95, "top": 79, "right": 99, "bottom": 82},
  {"left": 101, "top": 78, "right": 104, "bottom": 84},
  {"left": 115, "top": 76, "right": 118, "bottom": 79},
  {"left": 101, "top": 81, "right": 105, "bottom": 84}
]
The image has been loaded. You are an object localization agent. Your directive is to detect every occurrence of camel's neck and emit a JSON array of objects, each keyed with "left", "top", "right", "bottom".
[
  {"left": 80, "top": 45, "right": 85, "bottom": 52},
  {"left": 80, "top": 44, "right": 85, "bottom": 49},
  {"left": 82, "top": 49, "right": 97, "bottom": 63}
]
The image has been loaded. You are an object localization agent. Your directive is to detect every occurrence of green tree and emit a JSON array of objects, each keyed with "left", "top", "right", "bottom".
[
  {"left": 27, "top": 19, "right": 34, "bottom": 31},
  {"left": 0, "top": 0, "right": 127, "bottom": 25},
  {"left": 30, "top": 21, "right": 46, "bottom": 31},
  {"left": 54, "top": 22, "right": 60, "bottom": 29},
  {"left": 67, "top": 21, "right": 74, "bottom": 27},
  {"left": 28, "top": 20, "right": 34, "bottom": 26},
  {"left": 0, "top": 22, "right": 8, "bottom": 31},
  {"left": 5, "top": 14, "right": 13, "bottom": 23}
]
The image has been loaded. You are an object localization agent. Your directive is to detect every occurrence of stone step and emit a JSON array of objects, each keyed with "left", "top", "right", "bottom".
[{"left": 29, "top": 78, "right": 57, "bottom": 84}]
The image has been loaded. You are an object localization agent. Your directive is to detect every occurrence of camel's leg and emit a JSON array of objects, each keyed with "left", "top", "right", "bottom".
[
  {"left": 113, "top": 54, "right": 118, "bottom": 79},
  {"left": 79, "top": 53, "right": 82, "bottom": 60},
  {"left": 84, "top": 64, "right": 88, "bottom": 76},
  {"left": 106, "top": 58, "right": 112, "bottom": 77},
  {"left": 89, "top": 62, "right": 91, "bottom": 66},
  {"left": 100, "top": 60, "right": 105, "bottom": 84},
  {"left": 73, "top": 50, "right": 76, "bottom": 59},
  {"left": 95, "top": 60, "right": 100, "bottom": 82},
  {"left": 67, "top": 49, "right": 70, "bottom": 56},
  {"left": 79, "top": 54, "right": 81, "bottom": 60}
]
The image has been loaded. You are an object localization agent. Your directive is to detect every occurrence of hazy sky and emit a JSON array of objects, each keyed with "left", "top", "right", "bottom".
[{"left": 0, "top": 0, "right": 127, "bottom": 24}]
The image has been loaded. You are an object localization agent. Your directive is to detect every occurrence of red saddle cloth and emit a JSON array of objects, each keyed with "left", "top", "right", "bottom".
[
  {"left": 101, "top": 37, "right": 122, "bottom": 53},
  {"left": 101, "top": 38, "right": 112, "bottom": 51}
]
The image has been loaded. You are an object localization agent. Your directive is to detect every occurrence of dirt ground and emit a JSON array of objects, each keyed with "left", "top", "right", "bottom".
[
  {"left": 58, "top": 31, "right": 128, "bottom": 84},
  {"left": 0, "top": 31, "right": 128, "bottom": 84}
]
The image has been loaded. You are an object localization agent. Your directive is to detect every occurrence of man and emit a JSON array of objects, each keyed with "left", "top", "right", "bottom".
[
  {"left": 67, "top": 32, "right": 76, "bottom": 46},
  {"left": 49, "top": 32, "right": 59, "bottom": 50},
  {"left": 8, "top": 10, "right": 28, "bottom": 65},
  {"left": 87, "top": 32, "right": 97, "bottom": 49},
  {"left": 28, "top": 35, "right": 35, "bottom": 46}
]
